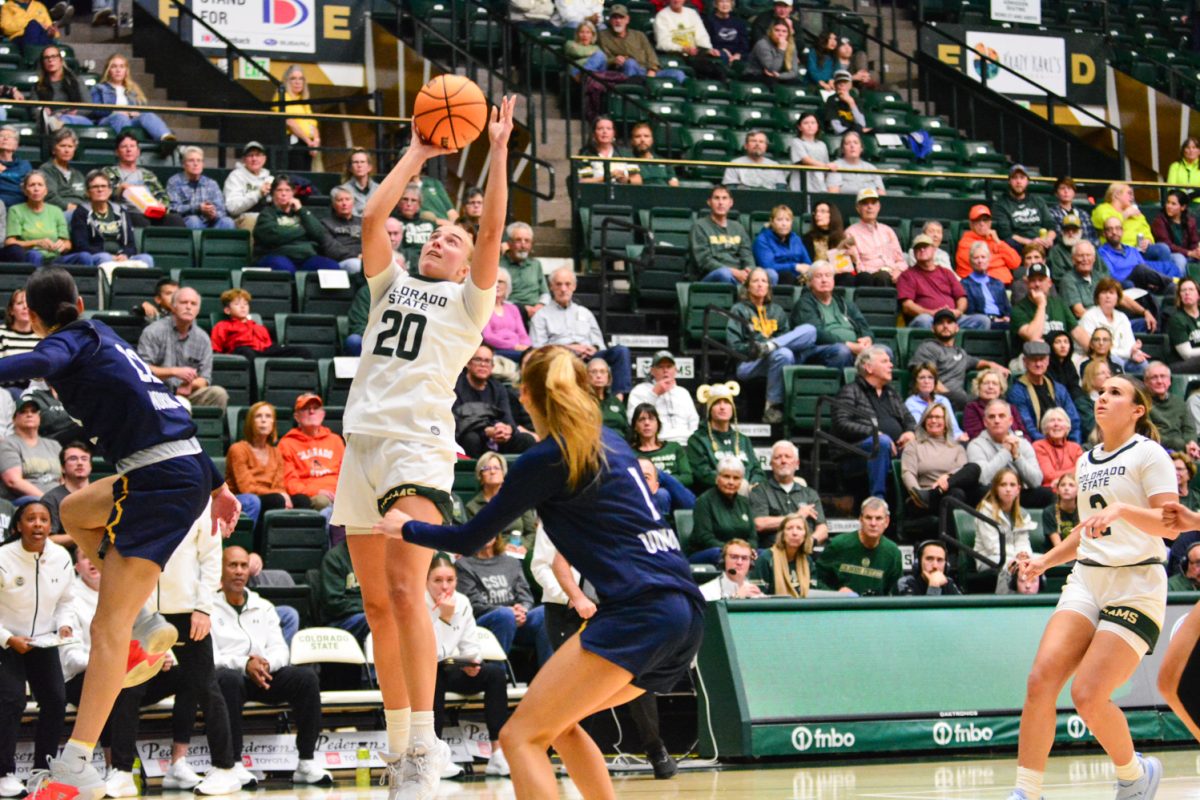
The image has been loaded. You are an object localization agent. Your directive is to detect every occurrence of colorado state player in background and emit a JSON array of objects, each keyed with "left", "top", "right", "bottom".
[
  {"left": 329, "top": 96, "right": 515, "bottom": 798},
  {"left": 0, "top": 267, "right": 241, "bottom": 800},
  {"left": 378, "top": 346, "right": 706, "bottom": 800},
  {"left": 1012, "top": 374, "right": 1178, "bottom": 800}
]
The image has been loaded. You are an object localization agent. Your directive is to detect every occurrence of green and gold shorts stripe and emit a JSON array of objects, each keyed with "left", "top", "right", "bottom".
[{"left": 1100, "top": 604, "right": 1161, "bottom": 653}]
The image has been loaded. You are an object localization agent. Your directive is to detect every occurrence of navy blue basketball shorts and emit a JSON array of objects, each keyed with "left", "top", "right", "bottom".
[
  {"left": 104, "top": 453, "right": 216, "bottom": 568},
  {"left": 580, "top": 589, "right": 705, "bottom": 694}
]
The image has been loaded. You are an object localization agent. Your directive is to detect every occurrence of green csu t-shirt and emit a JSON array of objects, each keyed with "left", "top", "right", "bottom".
[
  {"left": 818, "top": 298, "right": 858, "bottom": 343},
  {"left": 8, "top": 203, "right": 68, "bottom": 260},
  {"left": 814, "top": 531, "right": 903, "bottom": 596},
  {"left": 1009, "top": 295, "right": 1076, "bottom": 348},
  {"left": 1168, "top": 309, "right": 1200, "bottom": 358}
]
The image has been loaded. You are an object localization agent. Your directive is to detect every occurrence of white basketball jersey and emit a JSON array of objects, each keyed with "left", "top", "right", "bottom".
[
  {"left": 1075, "top": 434, "right": 1177, "bottom": 567},
  {"left": 343, "top": 263, "right": 495, "bottom": 447}
]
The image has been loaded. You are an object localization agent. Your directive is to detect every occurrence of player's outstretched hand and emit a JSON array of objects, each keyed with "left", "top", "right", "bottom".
[
  {"left": 488, "top": 95, "right": 516, "bottom": 149},
  {"left": 409, "top": 136, "right": 458, "bottom": 160},
  {"left": 1018, "top": 553, "right": 1048, "bottom": 581},
  {"left": 373, "top": 510, "right": 414, "bottom": 540},
  {"left": 1163, "top": 501, "right": 1200, "bottom": 533},
  {"left": 1072, "top": 501, "right": 1123, "bottom": 539},
  {"left": 210, "top": 485, "right": 241, "bottom": 538}
]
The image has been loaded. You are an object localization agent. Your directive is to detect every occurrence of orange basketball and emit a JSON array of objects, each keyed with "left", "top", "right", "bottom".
[{"left": 412, "top": 75, "right": 488, "bottom": 150}]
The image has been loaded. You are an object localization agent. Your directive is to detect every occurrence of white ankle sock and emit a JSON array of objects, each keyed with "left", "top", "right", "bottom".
[
  {"left": 1115, "top": 757, "right": 1144, "bottom": 782},
  {"left": 62, "top": 740, "right": 93, "bottom": 764},
  {"left": 1015, "top": 766, "right": 1043, "bottom": 797},
  {"left": 410, "top": 710, "right": 436, "bottom": 748},
  {"left": 384, "top": 708, "right": 411, "bottom": 757}
]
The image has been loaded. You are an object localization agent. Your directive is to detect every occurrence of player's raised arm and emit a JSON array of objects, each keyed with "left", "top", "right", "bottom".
[
  {"left": 469, "top": 95, "right": 516, "bottom": 292},
  {"left": 362, "top": 139, "right": 452, "bottom": 280}
]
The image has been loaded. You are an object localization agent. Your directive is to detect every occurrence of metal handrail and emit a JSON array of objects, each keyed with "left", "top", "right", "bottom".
[
  {"left": 699, "top": 304, "right": 754, "bottom": 383},
  {"left": 6, "top": 98, "right": 408, "bottom": 125},
  {"left": 811, "top": 393, "right": 881, "bottom": 500},
  {"left": 596, "top": 215, "right": 648, "bottom": 332},
  {"left": 938, "top": 495, "right": 1005, "bottom": 572},
  {"left": 164, "top": 0, "right": 282, "bottom": 95}
]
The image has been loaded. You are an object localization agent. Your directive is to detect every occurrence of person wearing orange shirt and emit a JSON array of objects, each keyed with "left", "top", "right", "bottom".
[
  {"left": 278, "top": 393, "right": 344, "bottom": 512},
  {"left": 956, "top": 204, "right": 1021, "bottom": 284}
]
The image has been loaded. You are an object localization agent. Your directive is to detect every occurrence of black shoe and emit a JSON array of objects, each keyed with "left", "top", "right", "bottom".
[{"left": 647, "top": 746, "right": 677, "bottom": 780}]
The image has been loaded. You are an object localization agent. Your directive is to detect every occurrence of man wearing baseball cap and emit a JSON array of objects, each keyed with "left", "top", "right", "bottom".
[
  {"left": 993, "top": 164, "right": 1055, "bottom": 253},
  {"left": 897, "top": 233, "right": 989, "bottom": 329},
  {"left": 278, "top": 394, "right": 344, "bottom": 512},
  {"left": 626, "top": 350, "right": 700, "bottom": 444},
  {"left": 823, "top": 69, "right": 867, "bottom": 135},
  {"left": 223, "top": 140, "right": 275, "bottom": 229},
  {"left": 954, "top": 204, "right": 1020, "bottom": 283},
  {"left": 1007, "top": 339, "right": 1081, "bottom": 444},
  {"left": 1008, "top": 262, "right": 1077, "bottom": 351},
  {"left": 845, "top": 187, "right": 905, "bottom": 285},
  {"left": 598, "top": 6, "right": 685, "bottom": 81}
]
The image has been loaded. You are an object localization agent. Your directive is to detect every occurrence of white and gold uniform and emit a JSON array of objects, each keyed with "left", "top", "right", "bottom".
[
  {"left": 1056, "top": 434, "right": 1177, "bottom": 655},
  {"left": 332, "top": 262, "right": 495, "bottom": 530}
]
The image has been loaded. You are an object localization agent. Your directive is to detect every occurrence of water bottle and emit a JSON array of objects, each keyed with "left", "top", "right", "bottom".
[
  {"left": 509, "top": 532, "right": 522, "bottom": 550},
  {"left": 355, "top": 747, "right": 371, "bottom": 786},
  {"left": 132, "top": 758, "right": 143, "bottom": 795}
]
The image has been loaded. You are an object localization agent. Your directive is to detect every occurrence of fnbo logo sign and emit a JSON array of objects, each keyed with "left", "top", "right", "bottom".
[
  {"left": 932, "top": 721, "right": 994, "bottom": 746},
  {"left": 790, "top": 726, "right": 856, "bottom": 752}
]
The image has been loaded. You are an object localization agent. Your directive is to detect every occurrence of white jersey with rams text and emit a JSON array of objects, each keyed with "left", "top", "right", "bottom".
[
  {"left": 1075, "top": 434, "right": 1177, "bottom": 567},
  {"left": 343, "top": 263, "right": 495, "bottom": 447}
]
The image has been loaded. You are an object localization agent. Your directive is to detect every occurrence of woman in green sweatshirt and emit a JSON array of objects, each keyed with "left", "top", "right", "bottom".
[
  {"left": 252, "top": 175, "right": 340, "bottom": 273},
  {"left": 686, "top": 381, "right": 764, "bottom": 490},
  {"left": 688, "top": 453, "right": 756, "bottom": 565}
]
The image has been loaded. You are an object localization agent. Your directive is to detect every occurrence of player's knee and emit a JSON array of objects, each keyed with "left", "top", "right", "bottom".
[
  {"left": 360, "top": 588, "right": 394, "bottom": 624},
  {"left": 1069, "top": 677, "right": 1106, "bottom": 714},
  {"left": 387, "top": 580, "right": 425, "bottom": 612},
  {"left": 1025, "top": 664, "right": 1060, "bottom": 702}
]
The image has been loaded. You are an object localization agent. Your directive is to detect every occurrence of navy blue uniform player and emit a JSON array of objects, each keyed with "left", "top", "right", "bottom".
[
  {"left": 378, "top": 346, "right": 704, "bottom": 799},
  {"left": 4, "top": 268, "right": 240, "bottom": 800}
]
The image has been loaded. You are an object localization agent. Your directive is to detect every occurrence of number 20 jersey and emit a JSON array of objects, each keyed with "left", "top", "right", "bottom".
[
  {"left": 343, "top": 264, "right": 495, "bottom": 447},
  {"left": 1076, "top": 434, "right": 1177, "bottom": 567}
]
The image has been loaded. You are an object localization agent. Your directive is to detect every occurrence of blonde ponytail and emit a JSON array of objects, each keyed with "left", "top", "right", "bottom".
[{"left": 522, "top": 346, "right": 606, "bottom": 489}]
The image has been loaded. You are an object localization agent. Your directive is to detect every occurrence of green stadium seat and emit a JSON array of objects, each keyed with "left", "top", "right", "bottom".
[
  {"left": 679, "top": 282, "right": 736, "bottom": 349},
  {"left": 321, "top": 359, "right": 352, "bottom": 406},
  {"left": 212, "top": 354, "right": 253, "bottom": 407},
  {"left": 646, "top": 76, "right": 691, "bottom": 100},
  {"left": 899, "top": 327, "right": 935, "bottom": 363},
  {"left": 1136, "top": 333, "right": 1169, "bottom": 362},
  {"left": 453, "top": 458, "right": 480, "bottom": 497},
  {"left": 691, "top": 79, "right": 732, "bottom": 102},
  {"left": 296, "top": 272, "right": 355, "bottom": 315},
  {"left": 261, "top": 510, "right": 328, "bottom": 583},
  {"left": 237, "top": 270, "right": 295, "bottom": 316},
  {"left": 927, "top": 137, "right": 964, "bottom": 167},
  {"left": 861, "top": 89, "right": 912, "bottom": 111},
  {"left": 82, "top": 311, "right": 145, "bottom": 346},
  {"left": 198, "top": 229, "right": 251, "bottom": 272},
  {"left": 645, "top": 207, "right": 695, "bottom": 253},
  {"left": 224, "top": 514, "right": 256, "bottom": 554},
  {"left": 141, "top": 228, "right": 196, "bottom": 270},
  {"left": 275, "top": 313, "right": 340, "bottom": 359},
  {"left": 105, "top": 267, "right": 165, "bottom": 313},
  {"left": 865, "top": 111, "right": 911, "bottom": 133},
  {"left": 175, "top": 268, "right": 233, "bottom": 319},
  {"left": 254, "top": 358, "right": 321, "bottom": 406},
  {"left": 782, "top": 365, "right": 842, "bottom": 436},
  {"left": 774, "top": 83, "right": 821, "bottom": 109},
  {"left": 957, "top": 329, "right": 1010, "bottom": 363},
  {"left": 0, "top": 263, "right": 34, "bottom": 297},
  {"left": 731, "top": 82, "right": 772, "bottom": 105},
  {"left": 687, "top": 103, "right": 734, "bottom": 127},
  {"left": 731, "top": 106, "right": 779, "bottom": 131},
  {"left": 855, "top": 287, "right": 899, "bottom": 328},
  {"left": 192, "top": 406, "right": 226, "bottom": 458},
  {"left": 958, "top": 140, "right": 1008, "bottom": 167},
  {"left": 912, "top": 114, "right": 959, "bottom": 138},
  {"left": 584, "top": 204, "right": 635, "bottom": 263}
]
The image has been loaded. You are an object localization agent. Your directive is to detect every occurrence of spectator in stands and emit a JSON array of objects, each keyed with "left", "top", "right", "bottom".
[
  {"left": 802, "top": 201, "right": 857, "bottom": 278},
  {"left": 59, "top": 549, "right": 96, "bottom": 714},
  {"left": 690, "top": 185, "right": 755, "bottom": 285},
  {"left": 961, "top": 242, "right": 1012, "bottom": 330},
  {"left": 383, "top": 217, "right": 407, "bottom": 272},
  {"left": 138, "top": 286, "right": 229, "bottom": 409},
  {"left": 253, "top": 176, "right": 340, "bottom": 273},
  {"left": 225, "top": 401, "right": 312, "bottom": 527},
  {"left": 212, "top": 546, "right": 330, "bottom": 785},
  {"left": 467, "top": 453, "right": 539, "bottom": 551},
  {"left": 343, "top": 284, "right": 367, "bottom": 357},
  {"left": 630, "top": 403, "right": 693, "bottom": 484},
  {"left": 482, "top": 267, "right": 531, "bottom": 364},
  {"left": 896, "top": 540, "right": 960, "bottom": 596},
  {"left": 845, "top": 187, "right": 904, "bottom": 286},
  {"left": 832, "top": 346, "right": 915, "bottom": 499},
  {"left": 705, "top": 0, "right": 749, "bottom": 67},
  {"left": 337, "top": 148, "right": 377, "bottom": 216},
  {"left": 239, "top": 551, "right": 299, "bottom": 644},
  {"left": 1098, "top": 215, "right": 1178, "bottom": 292},
  {"left": 627, "top": 353, "right": 699, "bottom": 444},
  {"left": 1008, "top": 339, "right": 1082, "bottom": 442},
  {"left": 906, "top": 361, "right": 966, "bottom": 441},
  {"left": 0, "top": 170, "right": 80, "bottom": 266},
  {"left": 529, "top": 267, "right": 632, "bottom": 396},
  {"left": 899, "top": 237, "right": 986, "bottom": 329},
  {"left": 749, "top": 0, "right": 793, "bottom": 40},
  {"left": 1167, "top": 136, "right": 1200, "bottom": 195},
  {"left": 1009, "top": 262, "right": 1076, "bottom": 351},
  {"left": 167, "top": 147, "right": 234, "bottom": 230},
  {"left": 1152, "top": 189, "right": 1200, "bottom": 267},
  {"left": 994, "top": 165, "right": 1055, "bottom": 253},
  {"left": 753, "top": 204, "right": 810, "bottom": 284},
  {"left": 565, "top": 20, "right": 603, "bottom": 76},
  {"left": 1031, "top": 407, "right": 1083, "bottom": 489},
  {"left": 70, "top": 170, "right": 155, "bottom": 273},
  {"left": 453, "top": 344, "right": 535, "bottom": 458},
  {"left": 209, "top": 288, "right": 311, "bottom": 362},
  {"left": 0, "top": 127, "right": 29, "bottom": 211},
  {"left": 1079, "top": 326, "right": 1123, "bottom": 378},
  {"left": 688, "top": 455, "right": 756, "bottom": 566},
  {"left": 745, "top": 20, "right": 798, "bottom": 85},
  {"left": 577, "top": 117, "right": 634, "bottom": 184},
  {"left": 966, "top": 398, "right": 1050, "bottom": 507},
  {"left": 975, "top": 466, "right": 1036, "bottom": 577},
  {"left": 815, "top": 497, "right": 901, "bottom": 596},
  {"left": 628, "top": 122, "right": 678, "bottom": 187},
  {"left": 394, "top": 183, "right": 436, "bottom": 268},
  {"left": 699, "top": 538, "right": 764, "bottom": 600},
  {"left": 280, "top": 65, "right": 320, "bottom": 172},
  {"left": 726, "top": 267, "right": 818, "bottom": 422},
  {"left": 1048, "top": 177, "right": 1097, "bottom": 245},
  {"left": 319, "top": 540, "right": 365, "bottom": 641},
  {"left": 805, "top": 30, "right": 838, "bottom": 90},
  {"left": 103, "top": 133, "right": 187, "bottom": 228},
  {"left": 425, "top": 554, "right": 511, "bottom": 778},
  {"left": 1145, "top": 361, "right": 1200, "bottom": 456},
  {"left": 1072, "top": 279, "right": 1149, "bottom": 374},
  {"left": 457, "top": 533, "right": 551, "bottom": 665},
  {"left": 90, "top": 53, "right": 174, "bottom": 146},
  {"left": 279, "top": 393, "right": 342, "bottom": 512},
  {"left": 34, "top": 45, "right": 90, "bottom": 131},
  {"left": 686, "top": 381, "right": 763, "bottom": 488},
  {"left": 500, "top": 221, "right": 546, "bottom": 322},
  {"left": 723, "top": 130, "right": 787, "bottom": 191},
  {"left": 790, "top": 261, "right": 872, "bottom": 368},
  {"left": 587, "top": 358, "right": 627, "bottom": 436},
  {"left": 224, "top": 141, "right": 275, "bottom": 230},
  {"left": 1092, "top": 182, "right": 1182, "bottom": 276},
  {"left": 654, "top": 0, "right": 724, "bottom": 78},
  {"left": 598, "top": 5, "right": 682, "bottom": 80},
  {"left": 822, "top": 70, "right": 866, "bottom": 135},
  {"left": 0, "top": 290, "right": 37, "bottom": 393},
  {"left": 901, "top": 402, "right": 980, "bottom": 517},
  {"left": 0, "top": 0, "right": 65, "bottom": 46},
  {"left": 963, "top": 368, "right": 1030, "bottom": 440},
  {"left": 553, "top": 0, "right": 601, "bottom": 29},
  {"left": 955, "top": 204, "right": 1020, "bottom": 283},
  {"left": 1170, "top": 277, "right": 1200, "bottom": 374},
  {"left": 318, "top": 186, "right": 362, "bottom": 274},
  {"left": 904, "top": 220, "right": 951, "bottom": 270},
  {"left": 1059, "top": 240, "right": 1156, "bottom": 334},
  {"left": 749, "top": 440, "right": 827, "bottom": 547},
  {"left": 1170, "top": 542, "right": 1200, "bottom": 592},
  {"left": 41, "top": 440, "right": 87, "bottom": 538},
  {"left": 789, "top": 112, "right": 834, "bottom": 193},
  {"left": 1043, "top": 472, "right": 1078, "bottom": 548},
  {"left": 0, "top": 498, "right": 70, "bottom": 797},
  {"left": 1047, "top": 329, "right": 1083, "bottom": 401},
  {"left": 752, "top": 513, "right": 814, "bottom": 596},
  {"left": 1047, "top": 212, "right": 1086, "bottom": 282},
  {"left": 40, "top": 129, "right": 85, "bottom": 222},
  {"left": 833, "top": 34, "right": 873, "bottom": 88}
]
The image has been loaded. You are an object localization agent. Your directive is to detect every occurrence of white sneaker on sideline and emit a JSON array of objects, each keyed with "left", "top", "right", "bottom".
[
  {"left": 440, "top": 760, "right": 463, "bottom": 779},
  {"left": 382, "top": 753, "right": 405, "bottom": 800},
  {"left": 229, "top": 764, "right": 256, "bottom": 788},
  {"left": 27, "top": 758, "right": 106, "bottom": 800},
  {"left": 291, "top": 760, "right": 332, "bottom": 785},
  {"left": 485, "top": 748, "right": 510, "bottom": 777},
  {"left": 160, "top": 761, "right": 201, "bottom": 791},
  {"left": 194, "top": 768, "right": 241, "bottom": 796},
  {"left": 0, "top": 774, "right": 24, "bottom": 797},
  {"left": 397, "top": 739, "right": 451, "bottom": 800},
  {"left": 104, "top": 770, "right": 137, "bottom": 798}
]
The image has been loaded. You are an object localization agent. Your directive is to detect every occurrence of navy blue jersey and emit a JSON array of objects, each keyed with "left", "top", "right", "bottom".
[
  {"left": 405, "top": 427, "right": 703, "bottom": 605},
  {"left": 0, "top": 320, "right": 198, "bottom": 463}
]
